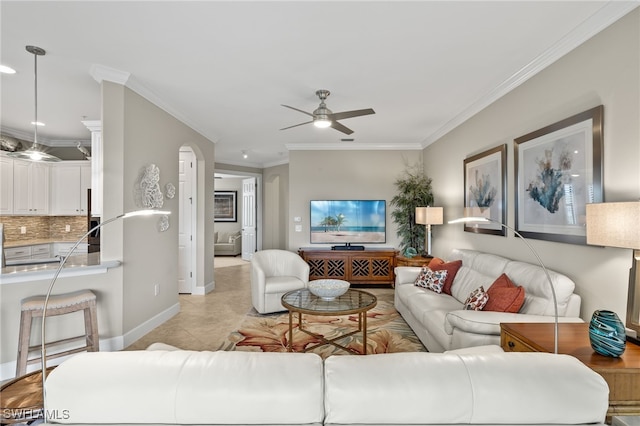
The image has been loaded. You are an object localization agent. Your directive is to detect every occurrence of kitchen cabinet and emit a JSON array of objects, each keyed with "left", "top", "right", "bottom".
[
  {"left": 12, "top": 159, "right": 50, "bottom": 215},
  {"left": 4, "top": 244, "right": 52, "bottom": 262},
  {"left": 53, "top": 242, "right": 87, "bottom": 257},
  {"left": 50, "top": 162, "right": 91, "bottom": 215},
  {"left": 0, "top": 156, "right": 13, "bottom": 214}
]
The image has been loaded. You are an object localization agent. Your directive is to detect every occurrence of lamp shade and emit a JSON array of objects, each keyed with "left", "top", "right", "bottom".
[
  {"left": 586, "top": 202, "right": 640, "bottom": 249},
  {"left": 415, "top": 207, "right": 443, "bottom": 225}
]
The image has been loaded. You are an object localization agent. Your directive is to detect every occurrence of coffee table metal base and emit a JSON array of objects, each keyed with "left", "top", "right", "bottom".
[{"left": 288, "top": 310, "right": 368, "bottom": 355}]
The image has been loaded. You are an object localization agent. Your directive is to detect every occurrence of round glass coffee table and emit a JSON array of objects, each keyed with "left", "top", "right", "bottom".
[{"left": 281, "top": 288, "right": 377, "bottom": 355}]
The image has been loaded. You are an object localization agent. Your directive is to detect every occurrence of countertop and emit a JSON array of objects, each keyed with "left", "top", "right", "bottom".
[{"left": 0, "top": 252, "right": 120, "bottom": 284}]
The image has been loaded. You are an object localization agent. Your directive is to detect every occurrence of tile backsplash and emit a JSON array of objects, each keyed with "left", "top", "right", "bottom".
[{"left": 0, "top": 216, "right": 88, "bottom": 242}]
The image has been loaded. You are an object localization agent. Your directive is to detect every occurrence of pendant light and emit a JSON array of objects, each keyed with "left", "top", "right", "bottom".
[{"left": 8, "top": 45, "right": 61, "bottom": 162}]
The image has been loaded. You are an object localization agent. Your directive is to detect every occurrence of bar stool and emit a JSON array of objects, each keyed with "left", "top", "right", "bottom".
[{"left": 16, "top": 289, "right": 99, "bottom": 377}]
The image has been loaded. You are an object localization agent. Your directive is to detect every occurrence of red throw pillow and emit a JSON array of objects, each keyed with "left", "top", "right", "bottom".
[
  {"left": 428, "top": 258, "right": 462, "bottom": 295},
  {"left": 484, "top": 273, "right": 525, "bottom": 313}
]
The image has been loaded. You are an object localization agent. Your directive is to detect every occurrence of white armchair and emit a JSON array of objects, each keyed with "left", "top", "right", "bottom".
[{"left": 251, "top": 249, "right": 310, "bottom": 314}]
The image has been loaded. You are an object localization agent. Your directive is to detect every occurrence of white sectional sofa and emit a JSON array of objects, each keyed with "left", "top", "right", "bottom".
[
  {"left": 395, "top": 248, "right": 584, "bottom": 352},
  {"left": 45, "top": 350, "right": 608, "bottom": 425}
]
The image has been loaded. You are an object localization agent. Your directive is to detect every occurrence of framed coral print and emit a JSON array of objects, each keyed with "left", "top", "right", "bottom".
[
  {"left": 514, "top": 105, "right": 603, "bottom": 245},
  {"left": 463, "top": 144, "right": 507, "bottom": 236},
  {"left": 214, "top": 191, "right": 237, "bottom": 222}
]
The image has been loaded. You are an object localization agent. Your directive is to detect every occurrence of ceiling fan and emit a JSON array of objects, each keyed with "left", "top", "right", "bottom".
[{"left": 280, "top": 89, "right": 375, "bottom": 135}]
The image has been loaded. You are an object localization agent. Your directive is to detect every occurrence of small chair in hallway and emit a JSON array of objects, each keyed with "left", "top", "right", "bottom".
[
  {"left": 251, "top": 249, "right": 310, "bottom": 314},
  {"left": 16, "top": 289, "right": 99, "bottom": 377}
]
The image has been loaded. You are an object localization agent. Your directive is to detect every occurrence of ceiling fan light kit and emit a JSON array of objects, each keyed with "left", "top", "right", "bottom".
[{"left": 281, "top": 89, "right": 375, "bottom": 135}]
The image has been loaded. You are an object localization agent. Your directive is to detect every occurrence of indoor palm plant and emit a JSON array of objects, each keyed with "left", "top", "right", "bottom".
[{"left": 390, "top": 161, "right": 434, "bottom": 256}]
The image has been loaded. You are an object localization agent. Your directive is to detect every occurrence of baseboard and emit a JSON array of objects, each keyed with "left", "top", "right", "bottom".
[
  {"left": 1, "top": 303, "right": 181, "bottom": 382},
  {"left": 192, "top": 280, "right": 215, "bottom": 295},
  {"left": 123, "top": 302, "right": 180, "bottom": 347}
]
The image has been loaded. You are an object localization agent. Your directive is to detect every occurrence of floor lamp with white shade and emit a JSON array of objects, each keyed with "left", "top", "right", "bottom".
[
  {"left": 586, "top": 201, "right": 640, "bottom": 343},
  {"left": 40, "top": 209, "right": 170, "bottom": 416},
  {"left": 415, "top": 207, "right": 443, "bottom": 256},
  {"left": 449, "top": 214, "right": 559, "bottom": 354}
]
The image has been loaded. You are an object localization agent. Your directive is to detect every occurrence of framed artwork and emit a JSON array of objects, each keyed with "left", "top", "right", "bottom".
[
  {"left": 214, "top": 191, "right": 237, "bottom": 222},
  {"left": 463, "top": 144, "right": 507, "bottom": 236},
  {"left": 514, "top": 105, "right": 603, "bottom": 245}
]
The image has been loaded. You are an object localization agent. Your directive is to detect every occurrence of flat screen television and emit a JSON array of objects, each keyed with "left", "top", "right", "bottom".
[{"left": 310, "top": 200, "right": 386, "bottom": 244}]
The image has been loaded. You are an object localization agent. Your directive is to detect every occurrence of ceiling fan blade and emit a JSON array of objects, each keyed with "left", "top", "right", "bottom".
[
  {"left": 280, "top": 120, "right": 314, "bottom": 131},
  {"left": 330, "top": 108, "right": 375, "bottom": 121},
  {"left": 281, "top": 104, "right": 314, "bottom": 117},
  {"left": 330, "top": 121, "right": 354, "bottom": 135}
]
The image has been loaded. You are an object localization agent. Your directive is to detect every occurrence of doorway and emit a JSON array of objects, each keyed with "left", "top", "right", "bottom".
[
  {"left": 214, "top": 171, "right": 262, "bottom": 260},
  {"left": 178, "top": 147, "right": 197, "bottom": 294}
]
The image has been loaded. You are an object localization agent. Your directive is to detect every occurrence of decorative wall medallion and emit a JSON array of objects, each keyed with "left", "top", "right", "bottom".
[
  {"left": 158, "top": 215, "right": 170, "bottom": 232},
  {"left": 135, "top": 164, "right": 164, "bottom": 208},
  {"left": 165, "top": 182, "right": 176, "bottom": 199}
]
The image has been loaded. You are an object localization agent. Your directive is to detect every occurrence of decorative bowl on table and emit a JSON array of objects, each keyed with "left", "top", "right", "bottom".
[{"left": 308, "top": 279, "right": 350, "bottom": 301}]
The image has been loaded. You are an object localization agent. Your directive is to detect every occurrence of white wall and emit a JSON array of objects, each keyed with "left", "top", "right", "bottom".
[
  {"left": 424, "top": 10, "right": 640, "bottom": 322},
  {"left": 214, "top": 178, "right": 243, "bottom": 236}
]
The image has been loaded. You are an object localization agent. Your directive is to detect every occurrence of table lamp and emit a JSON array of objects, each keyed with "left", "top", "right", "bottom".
[
  {"left": 415, "top": 207, "right": 443, "bottom": 256},
  {"left": 40, "top": 209, "right": 170, "bottom": 416},
  {"left": 449, "top": 213, "right": 559, "bottom": 354},
  {"left": 586, "top": 201, "right": 640, "bottom": 341}
]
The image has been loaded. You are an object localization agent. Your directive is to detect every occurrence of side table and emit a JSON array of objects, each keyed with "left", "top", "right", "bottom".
[
  {"left": 501, "top": 322, "right": 640, "bottom": 422},
  {"left": 395, "top": 255, "right": 432, "bottom": 268}
]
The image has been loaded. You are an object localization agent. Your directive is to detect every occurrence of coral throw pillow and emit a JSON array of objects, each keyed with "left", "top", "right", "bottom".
[
  {"left": 484, "top": 273, "right": 525, "bottom": 313},
  {"left": 464, "top": 286, "right": 489, "bottom": 310},
  {"left": 428, "top": 258, "right": 462, "bottom": 295},
  {"left": 414, "top": 267, "right": 448, "bottom": 293}
]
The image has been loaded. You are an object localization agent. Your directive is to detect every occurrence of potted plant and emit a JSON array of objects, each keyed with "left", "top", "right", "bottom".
[{"left": 390, "top": 161, "right": 434, "bottom": 257}]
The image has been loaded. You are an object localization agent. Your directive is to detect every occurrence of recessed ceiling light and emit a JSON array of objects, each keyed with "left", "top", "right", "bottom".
[
  {"left": 0, "top": 65, "right": 16, "bottom": 74},
  {"left": 31, "top": 121, "right": 45, "bottom": 126}
]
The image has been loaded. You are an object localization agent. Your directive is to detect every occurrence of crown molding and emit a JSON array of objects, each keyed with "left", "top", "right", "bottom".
[
  {"left": 90, "top": 64, "right": 130, "bottom": 85},
  {"left": 262, "top": 157, "right": 290, "bottom": 169},
  {"left": 422, "top": 1, "right": 640, "bottom": 147},
  {"left": 82, "top": 120, "right": 102, "bottom": 133},
  {"left": 286, "top": 142, "right": 423, "bottom": 151},
  {"left": 125, "top": 75, "right": 213, "bottom": 142}
]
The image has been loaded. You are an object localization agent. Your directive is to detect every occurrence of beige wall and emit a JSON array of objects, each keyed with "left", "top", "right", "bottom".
[
  {"left": 111, "top": 85, "right": 216, "bottom": 331},
  {"left": 288, "top": 150, "right": 423, "bottom": 251},
  {"left": 0, "top": 82, "right": 216, "bottom": 372},
  {"left": 423, "top": 10, "right": 640, "bottom": 322}
]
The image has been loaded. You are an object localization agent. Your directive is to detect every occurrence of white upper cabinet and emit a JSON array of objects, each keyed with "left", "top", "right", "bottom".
[
  {"left": 0, "top": 156, "right": 14, "bottom": 214},
  {"left": 51, "top": 161, "right": 91, "bottom": 216},
  {"left": 12, "top": 159, "right": 50, "bottom": 215}
]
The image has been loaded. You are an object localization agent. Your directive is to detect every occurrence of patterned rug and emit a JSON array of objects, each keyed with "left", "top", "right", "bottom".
[{"left": 219, "top": 291, "right": 426, "bottom": 357}]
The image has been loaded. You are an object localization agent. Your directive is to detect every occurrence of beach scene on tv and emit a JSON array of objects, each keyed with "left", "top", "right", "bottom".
[{"left": 310, "top": 200, "right": 386, "bottom": 244}]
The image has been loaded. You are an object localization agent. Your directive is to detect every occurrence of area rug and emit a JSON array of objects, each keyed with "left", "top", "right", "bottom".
[{"left": 219, "top": 292, "right": 426, "bottom": 357}]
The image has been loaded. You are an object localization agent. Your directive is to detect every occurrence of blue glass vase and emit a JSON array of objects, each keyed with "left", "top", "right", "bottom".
[
  {"left": 403, "top": 247, "right": 417, "bottom": 258},
  {"left": 589, "top": 310, "right": 626, "bottom": 357}
]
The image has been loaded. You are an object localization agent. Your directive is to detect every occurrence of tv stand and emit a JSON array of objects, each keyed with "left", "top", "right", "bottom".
[{"left": 298, "top": 248, "right": 397, "bottom": 286}]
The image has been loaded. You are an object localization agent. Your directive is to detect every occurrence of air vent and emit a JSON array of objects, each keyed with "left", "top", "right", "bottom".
[{"left": 340, "top": 138, "right": 355, "bottom": 142}]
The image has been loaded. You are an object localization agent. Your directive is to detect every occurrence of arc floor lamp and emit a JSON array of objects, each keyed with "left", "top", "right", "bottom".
[{"left": 40, "top": 209, "right": 170, "bottom": 416}]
